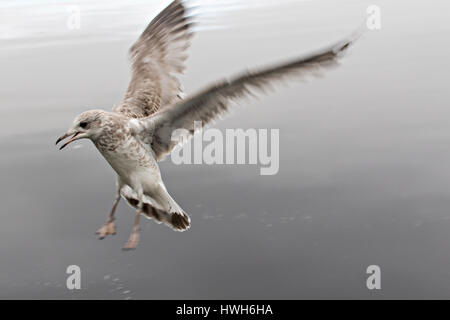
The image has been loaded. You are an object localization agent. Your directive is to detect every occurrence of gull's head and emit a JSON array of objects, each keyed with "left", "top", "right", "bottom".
[{"left": 56, "top": 110, "right": 105, "bottom": 150}]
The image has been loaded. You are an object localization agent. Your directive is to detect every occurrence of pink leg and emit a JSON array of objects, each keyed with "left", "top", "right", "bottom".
[
  {"left": 97, "top": 182, "right": 122, "bottom": 239},
  {"left": 123, "top": 190, "right": 143, "bottom": 250},
  {"left": 122, "top": 212, "right": 141, "bottom": 250}
]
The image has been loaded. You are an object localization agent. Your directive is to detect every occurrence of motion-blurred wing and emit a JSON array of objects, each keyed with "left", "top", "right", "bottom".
[
  {"left": 145, "top": 38, "right": 356, "bottom": 160},
  {"left": 114, "top": 0, "right": 194, "bottom": 118}
]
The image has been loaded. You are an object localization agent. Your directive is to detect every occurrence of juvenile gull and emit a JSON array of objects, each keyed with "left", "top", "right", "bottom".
[{"left": 56, "top": 0, "right": 359, "bottom": 250}]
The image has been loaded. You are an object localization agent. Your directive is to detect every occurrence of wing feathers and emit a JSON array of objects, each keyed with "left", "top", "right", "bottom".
[
  {"left": 146, "top": 38, "right": 357, "bottom": 160},
  {"left": 114, "top": 0, "right": 194, "bottom": 118}
]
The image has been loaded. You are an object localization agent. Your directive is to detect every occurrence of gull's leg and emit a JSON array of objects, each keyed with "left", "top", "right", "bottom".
[
  {"left": 97, "top": 179, "right": 123, "bottom": 239},
  {"left": 123, "top": 188, "right": 143, "bottom": 250}
]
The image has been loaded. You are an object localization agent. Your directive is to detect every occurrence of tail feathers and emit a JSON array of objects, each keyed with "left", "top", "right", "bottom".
[
  {"left": 123, "top": 194, "right": 191, "bottom": 232},
  {"left": 170, "top": 211, "right": 191, "bottom": 231}
]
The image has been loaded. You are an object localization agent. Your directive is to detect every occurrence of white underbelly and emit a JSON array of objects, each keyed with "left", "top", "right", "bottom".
[{"left": 100, "top": 149, "right": 161, "bottom": 190}]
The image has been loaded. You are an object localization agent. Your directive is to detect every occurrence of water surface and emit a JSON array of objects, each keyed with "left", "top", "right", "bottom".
[{"left": 1, "top": 0, "right": 450, "bottom": 299}]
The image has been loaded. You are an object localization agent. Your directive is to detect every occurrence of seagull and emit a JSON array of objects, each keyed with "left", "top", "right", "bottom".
[{"left": 56, "top": 0, "right": 358, "bottom": 250}]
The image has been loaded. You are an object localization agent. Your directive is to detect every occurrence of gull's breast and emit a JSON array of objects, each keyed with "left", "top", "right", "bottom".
[{"left": 96, "top": 134, "right": 158, "bottom": 181}]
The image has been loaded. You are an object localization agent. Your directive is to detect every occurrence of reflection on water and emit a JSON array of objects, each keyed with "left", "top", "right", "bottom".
[{"left": 1, "top": 0, "right": 450, "bottom": 299}]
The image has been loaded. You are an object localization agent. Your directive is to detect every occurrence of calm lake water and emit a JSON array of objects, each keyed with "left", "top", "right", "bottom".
[{"left": 1, "top": 0, "right": 450, "bottom": 299}]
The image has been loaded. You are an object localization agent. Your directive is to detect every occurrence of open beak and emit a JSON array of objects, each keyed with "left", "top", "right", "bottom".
[{"left": 55, "top": 131, "right": 81, "bottom": 150}]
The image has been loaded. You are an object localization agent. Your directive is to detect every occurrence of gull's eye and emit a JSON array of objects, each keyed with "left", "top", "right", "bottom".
[{"left": 79, "top": 122, "right": 88, "bottom": 129}]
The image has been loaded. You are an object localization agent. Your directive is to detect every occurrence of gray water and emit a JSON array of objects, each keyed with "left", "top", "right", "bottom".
[{"left": 1, "top": 0, "right": 450, "bottom": 299}]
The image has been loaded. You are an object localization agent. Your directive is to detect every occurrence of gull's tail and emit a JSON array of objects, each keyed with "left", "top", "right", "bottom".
[{"left": 121, "top": 185, "right": 191, "bottom": 232}]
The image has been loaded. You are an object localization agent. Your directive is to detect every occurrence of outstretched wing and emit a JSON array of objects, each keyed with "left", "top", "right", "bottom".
[
  {"left": 144, "top": 38, "right": 357, "bottom": 161},
  {"left": 114, "top": 0, "right": 194, "bottom": 118}
]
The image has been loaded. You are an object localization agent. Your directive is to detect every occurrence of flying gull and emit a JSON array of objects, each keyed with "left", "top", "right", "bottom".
[{"left": 56, "top": 0, "right": 358, "bottom": 250}]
